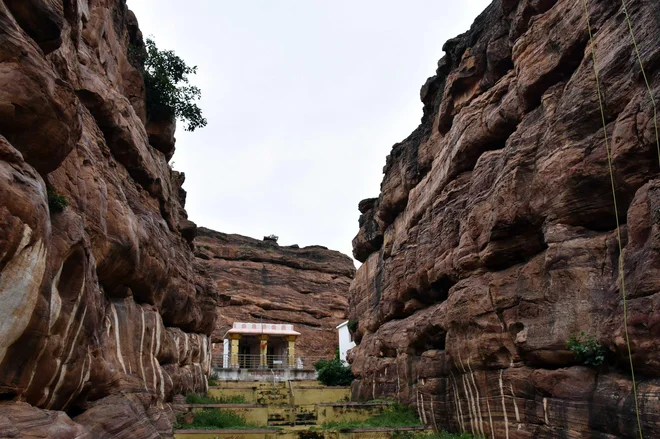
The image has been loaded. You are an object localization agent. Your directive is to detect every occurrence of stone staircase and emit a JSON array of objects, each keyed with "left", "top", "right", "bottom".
[{"left": 175, "top": 380, "right": 432, "bottom": 438}]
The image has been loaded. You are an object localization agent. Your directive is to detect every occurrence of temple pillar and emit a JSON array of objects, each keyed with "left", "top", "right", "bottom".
[
  {"left": 258, "top": 335, "right": 269, "bottom": 368},
  {"left": 229, "top": 334, "right": 241, "bottom": 368},
  {"left": 286, "top": 335, "right": 296, "bottom": 368}
]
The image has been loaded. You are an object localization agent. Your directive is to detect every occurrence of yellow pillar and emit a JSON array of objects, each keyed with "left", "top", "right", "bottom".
[
  {"left": 258, "top": 335, "right": 269, "bottom": 368},
  {"left": 286, "top": 336, "right": 296, "bottom": 368},
  {"left": 229, "top": 334, "right": 241, "bottom": 368}
]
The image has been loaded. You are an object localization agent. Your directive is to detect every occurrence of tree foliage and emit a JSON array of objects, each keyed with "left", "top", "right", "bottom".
[{"left": 139, "top": 38, "right": 207, "bottom": 132}]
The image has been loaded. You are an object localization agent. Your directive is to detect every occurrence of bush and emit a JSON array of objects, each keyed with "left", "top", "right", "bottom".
[
  {"left": 135, "top": 38, "right": 207, "bottom": 132},
  {"left": 567, "top": 332, "right": 607, "bottom": 367},
  {"left": 264, "top": 234, "right": 279, "bottom": 242},
  {"left": 47, "top": 185, "right": 68, "bottom": 213},
  {"left": 314, "top": 357, "right": 354, "bottom": 387},
  {"left": 347, "top": 319, "right": 358, "bottom": 334}
]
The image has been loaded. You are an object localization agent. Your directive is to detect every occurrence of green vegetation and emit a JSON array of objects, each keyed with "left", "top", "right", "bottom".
[
  {"left": 393, "top": 431, "right": 478, "bottom": 439},
  {"left": 321, "top": 403, "right": 420, "bottom": 430},
  {"left": 264, "top": 234, "right": 279, "bottom": 242},
  {"left": 366, "top": 398, "right": 395, "bottom": 403},
  {"left": 174, "top": 408, "right": 260, "bottom": 430},
  {"left": 133, "top": 38, "right": 206, "bottom": 132},
  {"left": 314, "top": 357, "right": 354, "bottom": 387},
  {"left": 207, "top": 377, "right": 218, "bottom": 386},
  {"left": 47, "top": 185, "right": 68, "bottom": 213},
  {"left": 185, "top": 393, "right": 247, "bottom": 404},
  {"left": 567, "top": 332, "right": 607, "bottom": 367},
  {"left": 347, "top": 319, "right": 359, "bottom": 334}
]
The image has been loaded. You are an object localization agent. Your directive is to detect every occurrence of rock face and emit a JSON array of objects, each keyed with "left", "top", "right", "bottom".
[
  {"left": 0, "top": 0, "right": 215, "bottom": 437},
  {"left": 349, "top": 0, "right": 660, "bottom": 438},
  {"left": 195, "top": 227, "right": 355, "bottom": 360}
]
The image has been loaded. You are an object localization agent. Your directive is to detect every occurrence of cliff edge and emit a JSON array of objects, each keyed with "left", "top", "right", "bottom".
[
  {"left": 0, "top": 0, "right": 215, "bottom": 437},
  {"left": 349, "top": 0, "right": 660, "bottom": 438}
]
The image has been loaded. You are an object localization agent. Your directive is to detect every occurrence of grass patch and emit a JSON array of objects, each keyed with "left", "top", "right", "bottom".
[
  {"left": 321, "top": 403, "right": 421, "bottom": 430},
  {"left": 207, "top": 377, "right": 219, "bottom": 386},
  {"left": 174, "top": 408, "right": 261, "bottom": 430},
  {"left": 393, "top": 432, "right": 478, "bottom": 439},
  {"left": 186, "top": 393, "right": 247, "bottom": 404}
]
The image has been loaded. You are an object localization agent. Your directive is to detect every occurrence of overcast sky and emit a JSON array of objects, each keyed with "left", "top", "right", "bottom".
[{"left": 127, "top": 0, "right": 492, "bottom": 263}]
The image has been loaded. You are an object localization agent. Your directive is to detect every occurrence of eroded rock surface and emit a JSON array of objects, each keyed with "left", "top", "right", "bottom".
[
  {"left": 349, "top": 0, "right": 660, "bottom": 438},
  {"left": 0, "top": 0, "right": 215, "bottom": 437},
  {"left": 195, "top": 227, "right": 355, "bottom": 360}
]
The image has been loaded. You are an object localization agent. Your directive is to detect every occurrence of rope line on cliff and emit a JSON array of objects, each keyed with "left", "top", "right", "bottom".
[
  {"left": 620, "top": 0, "right": 660, "bottom": 166},
  {"left": 582, "top": 1, "right": 643, "bottom": 437}
]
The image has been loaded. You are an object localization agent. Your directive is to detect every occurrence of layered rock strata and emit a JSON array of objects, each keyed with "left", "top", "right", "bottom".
[
  {"left": 0, "top": 0, "right": 215, "bottom": 437},
  {"left": 349, "top": 0, "right": 660, "bottom": 438},
  {"left": 195, "top": 227, "right": 355, "bottom": 360}
]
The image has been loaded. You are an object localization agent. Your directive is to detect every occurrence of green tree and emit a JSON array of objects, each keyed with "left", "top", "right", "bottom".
[
  {"left": 314, "top": 357, "right": 354, "bottom": 386},
  {"left": 139, "top": 38, "right": 207, "bottom": 132}
]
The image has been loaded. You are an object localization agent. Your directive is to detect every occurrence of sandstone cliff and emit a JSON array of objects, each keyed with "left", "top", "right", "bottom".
[
  {"left": 195, "top": 227, "right": 355, "bottom": 360},
  {"left": 0, "top": 0, "right": 215, "bottom": 437},
  {"left": 349, "top": 0, "right": 660, "bottom": 438}
]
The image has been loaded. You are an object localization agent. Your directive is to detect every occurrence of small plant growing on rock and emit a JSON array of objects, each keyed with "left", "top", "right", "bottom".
[
  {"left": 136, "top": 38, "right": 207, "bottom": 132},
  {"left": 347, "top": 319, "right": 359, "bottom": 334},
  {"left": 264, "top": 234, "right": 279, "bottom": 243},
  {"left": 47, "top": 185, "right": 68, "bottom": 213},
  {"left": 567, "top": 332, "right": 606, "bottom": 367}
]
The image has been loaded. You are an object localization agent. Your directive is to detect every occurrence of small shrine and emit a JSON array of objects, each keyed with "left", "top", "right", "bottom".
[{"left": 221, "top": 322, "right": 301, "bottom": 369}]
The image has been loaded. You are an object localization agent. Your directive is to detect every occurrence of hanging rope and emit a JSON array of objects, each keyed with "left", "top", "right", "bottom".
[
  {"left": 581, "top": 1, "right": 643, "bottom": 437},
  {"left": 620, "top": 0, "right": 660, "bottom": 166}
]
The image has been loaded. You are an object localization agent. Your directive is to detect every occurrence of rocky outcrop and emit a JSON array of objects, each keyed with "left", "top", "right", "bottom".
[
  {"left": 195, "top": 227, "right": 355, "bottom": 360},
  {"left": 0, "top": 0, "right": 215, "bottom": 437},
  {"left": 349, "top": 0, "right": 660, "bottom": 438}
]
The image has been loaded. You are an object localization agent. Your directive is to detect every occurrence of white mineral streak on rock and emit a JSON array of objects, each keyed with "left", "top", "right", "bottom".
[
  {"left": 25, "top": 262, "right": 64, "bottom": 393},
  {"left": 499, "top": 370, "right": 509, "bottom": 439},
  {"left": 183, "top": 332, "right": 189, "bottom": 362},
  {"left": 467, "top": 359, "right": 485, "bottom": 437},
  {"left": 110, "top": 303, "right": 127, "bottom": 373},
  {"left": 486, "top": 394, "right": 495, "bottom": 439},
  {"left": 150, "top": 315, "right": 157, "bottom": 392},
  {"left": 450, "top": 372, "right": 465, "bottom": 433},
  {"left": 509, "top": 383, "right": 521, "bottom": 429},
  {"left": 0, "top": 226, "right": 46, "bottom": 365},
  {"left": 139, "top": 308, "right": 147, "bottom": 391},
  {"left": 49, "top": 264, "right": 63, "bottom": 330},
  {"left": 47, "top": 305, "right": 87, "bottom": 409},
  {"left": 40, "top": 269, "right": 86, "bottom": 407}
]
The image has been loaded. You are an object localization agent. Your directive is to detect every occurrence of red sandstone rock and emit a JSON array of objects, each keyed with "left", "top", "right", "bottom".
[
  {"left": 349, "top": 0, "right": 660, "bottom": 437},
  {"left": 0, "top": 0, "right": 215, "bottom": 436},
  {"left": 195, "top": 227, "right": 355, "bottom": 360}
]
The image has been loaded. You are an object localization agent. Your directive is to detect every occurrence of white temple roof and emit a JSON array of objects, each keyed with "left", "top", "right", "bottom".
[{"left": 225, "top": 322, "right": 301, "bottom": 337}]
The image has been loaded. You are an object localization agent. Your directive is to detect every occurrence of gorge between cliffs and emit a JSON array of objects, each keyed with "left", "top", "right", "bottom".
[{"left": 1, "top": 0, "right": 660, "bottom": 438}]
